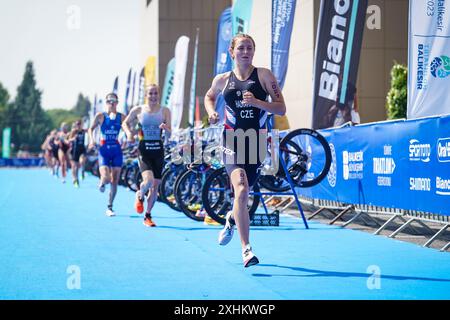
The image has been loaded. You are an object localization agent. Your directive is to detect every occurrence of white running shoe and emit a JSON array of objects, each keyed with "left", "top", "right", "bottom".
[
  {"left": 218, "top": 211, "right": 234, "bottom": 246},
  {"left": 242, "top": 245, "right": 259, "bottom": 268},
  {"left": 105, "top": 208, "right": 115, "bottom": 217}
]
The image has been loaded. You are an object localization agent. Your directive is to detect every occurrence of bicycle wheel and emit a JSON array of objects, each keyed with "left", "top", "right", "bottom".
[
  {"left": 125, "top": 164, "right": 140, "bottom": 192},
  {"left": 278, "top": 128, "right": 331, "bottom": 187},
  {"left": 202, "top": 167, "right": 260, "bottom": 225},
  {"left": 160, "top": 164, "right": 184, "bottom": 212},
  {"left": 174, "top": 168, "right": 210, "bottom": 221},
  {"left": 258, "top": 174, "right": 290, "bottom": 192}
]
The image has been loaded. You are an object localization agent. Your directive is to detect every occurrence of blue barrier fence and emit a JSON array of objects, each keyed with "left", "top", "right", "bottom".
[
  {"left": 0, "top": 158, "right": 45, "bottom": 167},
  {"left": 296, "top": 115, "right": 450, "bottom": 216}
]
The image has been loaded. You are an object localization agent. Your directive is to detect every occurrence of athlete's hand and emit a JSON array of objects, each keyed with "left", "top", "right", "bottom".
[
  {"left": 242, "top": 90, "right": 258, "bottom": 106},
  {"left": 88, "top": 142, "right": 96, "bottom": 150},
  {"left": 208, "top": 112, "right": 219, "bottom": 125},
  {"left": 159, "top": 122, "right": 170, "bottom": 131}
]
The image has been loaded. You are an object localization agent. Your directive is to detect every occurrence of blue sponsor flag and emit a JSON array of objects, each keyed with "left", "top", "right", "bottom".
[
  {"left": 271, "top": 0, "right": 296, "bottom": 90},
  {"left": 270, "top": 0, "right": 296, "bottom": 130},
  {"left": 214, "top": 7, "right": 233, "bottom": 124},
  {"left": 215, "top": 7, "right": 233, "bottom": 75}
]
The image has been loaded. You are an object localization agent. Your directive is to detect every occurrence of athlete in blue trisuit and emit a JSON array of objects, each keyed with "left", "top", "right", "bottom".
[
  {"left": 204, "top": 34, "right": 287, "bottom": 267},
  {"left": 88, "top": 93, "right": 125, "bottom": 217},
  {"left": 123, "top": 84, "right": 171, "bottom": 227}
]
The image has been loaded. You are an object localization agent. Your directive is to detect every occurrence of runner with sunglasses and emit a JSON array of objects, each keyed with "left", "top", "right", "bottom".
[
  {"left": 88, "top": 93, "right": 125, "bottom": 217},
  {"left": 204, "top": 34, "right": 287, "bottom": 267}
]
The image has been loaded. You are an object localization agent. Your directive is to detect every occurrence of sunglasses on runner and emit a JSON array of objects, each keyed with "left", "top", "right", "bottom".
[{"left": 106, "top": 99, "right": 118, "bottom": 104}]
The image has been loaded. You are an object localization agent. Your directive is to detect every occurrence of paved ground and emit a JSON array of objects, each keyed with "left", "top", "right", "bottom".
[{"left": 1, "top": 169, "right": 450, "bottom": 300}]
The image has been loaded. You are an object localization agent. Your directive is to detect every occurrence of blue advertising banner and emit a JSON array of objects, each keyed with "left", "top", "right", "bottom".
[
  {"left": 297, "top": 115, "right": 450, "bottom": 216},
  {"left": 215, "top": 7, "right": 233, "bottom": 75},
  {"left": 312, "top": 0, "right": 368, "bottom": 129},
  {"left": 214, "top": 7, "right": 233, "bottom": 124},
  {"left": 271, "top": 0, "right": 296, "bottom": 90},
  {"left": 0, "top": 158, "right": 45, "bottom": 167}
]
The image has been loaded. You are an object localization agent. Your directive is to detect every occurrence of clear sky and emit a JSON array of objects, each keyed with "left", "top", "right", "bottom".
[{"left": 0, "top": 0, "right": 141, "bottom": 111}]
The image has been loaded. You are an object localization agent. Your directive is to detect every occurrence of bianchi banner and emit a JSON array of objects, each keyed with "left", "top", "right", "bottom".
[
  {"left": 408, "top": 0, "right": 450, "bottom": 119},
  {"left": 312, "top": 0, "right": 368, "bottom": 129}
]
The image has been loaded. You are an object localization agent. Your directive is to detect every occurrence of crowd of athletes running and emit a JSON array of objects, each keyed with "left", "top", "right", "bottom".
[{"left": 39, "top": 34, "right": 288, "bottom": 268}]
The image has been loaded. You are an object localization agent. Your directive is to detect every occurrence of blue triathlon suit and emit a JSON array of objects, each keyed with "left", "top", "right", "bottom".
[
  {"left": 98, "top": 112, "right": 123, "bottom": 168},
  {"left": 222, "top": 67, "right": 268, "bottom": 187}
]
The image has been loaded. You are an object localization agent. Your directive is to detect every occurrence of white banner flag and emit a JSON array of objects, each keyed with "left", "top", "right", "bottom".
[
  {"left": 170, "top": 36, "right": 190, "bottom": 131},
  {"left": 408, "top": 1, "right": 450, "bottom": 119}
]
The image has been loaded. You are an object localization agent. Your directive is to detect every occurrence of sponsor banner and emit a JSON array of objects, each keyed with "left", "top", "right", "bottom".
[
  {"left": 92, "top": 94, "right": 97, "bottom": 117},
  {"left": 130, "top": 71, "right": 137, "bottom": 108},
  {"left": 189, "top": 28, "right": 200, "bottom": 127},
  {"left": 138, "top": 67, "right": 145, "bottom": 105},
  {"left": 271, "top": 0, "right": 296, "bottom": 89},
  {"left": 170, "top": 36, "right": 190, "bottom": 131},
  {"left": 215, "top": 7, "right": 233, "bottom": 75},
  {"left": 312, "top": 0, "right": 368, "bottom": 129},
  {"left": 124, "top": 68, "right": 132, "bottom": 114},
  {"left": 112, "top": 76, "right": 118, "bottom": 95},
  {"left": 0, "top": 157, "right": 45, "bottom": 167},
  {"left": 232, "top": 0, "right": 253, "bottom": 35},
  {"left": 161, "top": 58, "right": 176, "bottom": 108},
  {"left": 214, "top": 7, "right": 233, "bottom": 125},
  {"left": 271, "top": 0, "right": 296, "bottom": 130},
  {"left": 145, "top": 56, "right": 157, "bottom": 104},
  {"left": 408, "top": 0, "right": 450, "bottom": 118},
  {"left": 297, "top": 114, "right": 450, "bottom": 216},
  {"left": 2, "top": 127, "right": 11, "bottom": 158}
]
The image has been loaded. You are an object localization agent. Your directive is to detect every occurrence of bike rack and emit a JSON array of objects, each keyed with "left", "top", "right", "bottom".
[{"left": 249, "top": 148, "right": 310, "bottom": 229}]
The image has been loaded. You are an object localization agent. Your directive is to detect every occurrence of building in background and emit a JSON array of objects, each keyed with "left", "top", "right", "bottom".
[{"left": 140, "top": 0, "right": 408, "bottom": 129}]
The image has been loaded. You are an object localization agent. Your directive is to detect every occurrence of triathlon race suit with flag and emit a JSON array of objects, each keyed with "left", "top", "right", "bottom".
[
  {"left": 71, "top": 130, "right": 86, "bottom": 162},
  {"left": 137, "top": 107, "right": 165, "bottom": 179},
  {"left": 98, "top": 112, "right": 123, "bottom": 167},
  {"left": 222, "top": 67, "right": 268, "bottom": 187}
]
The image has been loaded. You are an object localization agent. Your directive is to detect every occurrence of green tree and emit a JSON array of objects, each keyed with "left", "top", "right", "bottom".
[
  {"left": 386, "top": 63, "right": 408, "bottom": 120},
  {"left": 7, "top": 61, "right": 52, "bottom": 152},
  {"left": 0, "top": 82, "right": 10, "bottom": 130},
  {"left": 72, "top": 93, "right": 91, "bottom": 118},
  {"left": 46, "top": 108, "right": 80, "bottom": 129}
]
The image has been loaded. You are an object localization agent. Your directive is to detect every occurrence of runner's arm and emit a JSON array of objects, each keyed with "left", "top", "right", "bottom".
[
  {"left": 244, "top": 68, "right": 286, "bottom": 116},
  {"left": 122, "top": 107, "right": 140, "bottom": 140},
  {"left": 204, "top": 73, "right": 228, "bottom": 124},
  {"left": 88, "top": 113, "right": 103, "bottom": 147}
]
